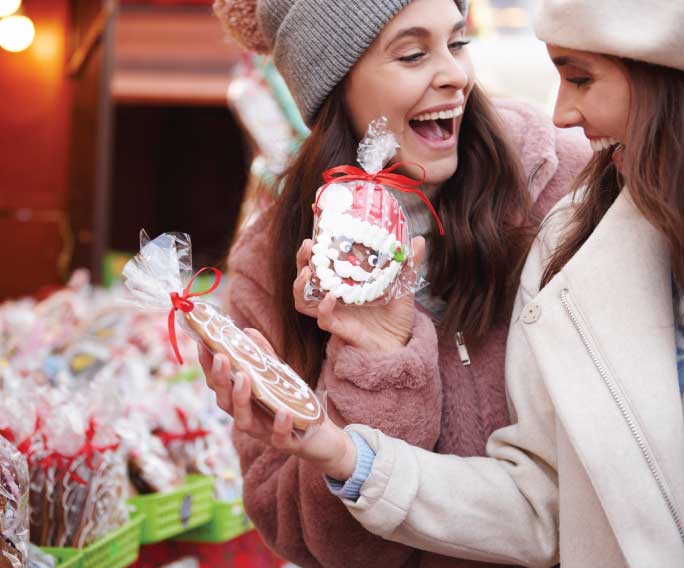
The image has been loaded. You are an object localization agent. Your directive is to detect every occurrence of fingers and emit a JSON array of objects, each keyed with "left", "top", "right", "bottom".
[
  {"left": 293, "top": 266, "right": 320, "bottom": 318},
  {"left": 198, "top": 342, "right": 234, "bottom": 413},
  {"left": 231, "top": 372, "right": 255, "bottom": 431},
  {"left": 244, "top": 328, "right": 277, "bottom": 357},
  {"left": 315, "top": 292, "right": 339, "bottom": 334},
  {"left": 214, "top": 382, "right": 234, "bottom": 416},
  {"left": 197, "top": 343, "right": 213, "bottom": 379},
  {"left": 270, "top": 410, "right": 296, "bottom": 451},
  {"left": 296, "top": 239, "right": 313, "bottom": 273}
]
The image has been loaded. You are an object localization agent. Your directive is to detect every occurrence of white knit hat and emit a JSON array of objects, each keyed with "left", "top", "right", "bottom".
[{"left": 534, "top": 0, "right": 684, "bottom": 72}]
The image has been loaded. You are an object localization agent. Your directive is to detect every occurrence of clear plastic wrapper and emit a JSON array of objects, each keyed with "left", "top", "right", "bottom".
[
  {"left": 28, "top": 402, "right": 128, "bottom": 548},
  {"left": 306, "top": 117, "right": 440, "bottom": 306},
  {"left": 122, "top": 231, "right": 327, "bottom": 432},
  {"left": 116, "top": 414, "right": 185, "bottom": 495},
  {"left": 0, "top": 436, "right": 29, "bottom": 568},
  {"left": 27, "top": 545, "right": 55, "bottom": 568}
]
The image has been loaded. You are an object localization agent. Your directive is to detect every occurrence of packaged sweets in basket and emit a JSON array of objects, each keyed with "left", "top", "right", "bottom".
[
  {"left": 28, "top": 405, "right": 127, "bottom": 549},
  {"left": 122, "top": 232, "right": 326, "bottom": 432},
  {"left": 307, "top": 117, "right": 443, "bottom": 306},
  {"left": 0, "top": 436, "right": 29, "bottom": 568}
]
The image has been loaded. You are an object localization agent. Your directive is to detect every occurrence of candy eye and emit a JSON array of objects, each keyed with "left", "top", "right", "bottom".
[
  {"left": 338, "top": 238, "right": 353, "bottom": 253},
  {"left": 368, "top": 254, "right": 378, "bottom": 267}
]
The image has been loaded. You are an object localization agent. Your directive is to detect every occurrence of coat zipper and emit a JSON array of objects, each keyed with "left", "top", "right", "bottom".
[
  {"left": 560, "top": 287, "right": 684, "bottom": 543},
  {"left": 455, "top": 331, "right": 471, "bottom": 366}
]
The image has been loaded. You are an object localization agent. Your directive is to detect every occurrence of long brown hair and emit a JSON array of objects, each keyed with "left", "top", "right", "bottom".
[
  {"left": 542, "top": 60, "right": 684, "bottom": 289},
  {"left": 270, "top": 84, "right": 530, "bottom": 384}
]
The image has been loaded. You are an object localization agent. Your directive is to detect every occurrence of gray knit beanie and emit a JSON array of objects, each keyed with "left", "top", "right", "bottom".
[{"left": 215, "top": 0, "right": 467, "bottom": 126}]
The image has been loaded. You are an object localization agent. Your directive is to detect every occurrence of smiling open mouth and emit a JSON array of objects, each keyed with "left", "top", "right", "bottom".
[{"left": 409, "top": 107, "right": 462, "bottom": 142}]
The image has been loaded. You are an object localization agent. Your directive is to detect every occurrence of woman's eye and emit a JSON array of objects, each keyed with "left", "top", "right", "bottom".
[
  {"left": 448, "top": 40, "right": 470, "bottom": 53},
  {"left": 368, "top": 254, "right": 378, "bottom": 267},
  {"left": 567, "top": 76, "right": 591, "bottom": 88},
  {"left": 398, "top": 51, "right": 426, "bottom": 63}
]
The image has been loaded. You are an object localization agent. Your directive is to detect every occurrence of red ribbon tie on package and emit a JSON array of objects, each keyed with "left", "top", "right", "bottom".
[{"left": 168, "top": 267, "right": 222, "bottom": 365}]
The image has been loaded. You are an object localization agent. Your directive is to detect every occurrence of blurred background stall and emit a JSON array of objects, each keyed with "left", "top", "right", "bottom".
[
  {"left": 0, "top": 0, "right": 555, "bottom": 300},
  {"left": 0, "top": 1, "right": 561, "bottom": 566}
]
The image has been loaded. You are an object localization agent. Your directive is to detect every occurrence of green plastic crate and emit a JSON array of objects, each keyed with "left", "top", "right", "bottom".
[
  {"left": 81, "top": 513, "right": 144, "bottom": 568},
  {"left": 41, "top": 547, "right": 83, "bottom": 568},
  {"left": 40, "top": 513, "right": 143, "bottom": 568},
  {"left": 127, "top": 474, "right": 214, "bottom": 544},
  {"left": 175, "top": 499, "right": 253, "bottom": 543}
]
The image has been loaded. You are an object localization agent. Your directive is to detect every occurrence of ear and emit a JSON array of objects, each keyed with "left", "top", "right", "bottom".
[{"left": 213, "top": 0, "right": 272, "bottom": 54}]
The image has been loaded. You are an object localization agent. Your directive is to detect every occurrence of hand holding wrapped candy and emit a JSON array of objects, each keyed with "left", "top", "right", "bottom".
[
  {"left": 293, "top": 118, "right": 441, "bottom": 351},
  {"left": 122, "top": 232, "right": 327, "bottom": 433}
]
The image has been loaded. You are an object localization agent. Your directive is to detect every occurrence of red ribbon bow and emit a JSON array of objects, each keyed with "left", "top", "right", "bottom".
[
  {"left": 36, "top": 418, "right": 120, "bottom": 486},
  {"left": 316, "top": 162, "right": 445, "bottom": 236},
  {"left": 1, "top": 416, "right": 41, "bottom": 458},
  {"left": 168, "top": 267, "right": 222, "bottom": 365},
  {"left": 155, "top": 407, "right": 210, "bottom": 446}
]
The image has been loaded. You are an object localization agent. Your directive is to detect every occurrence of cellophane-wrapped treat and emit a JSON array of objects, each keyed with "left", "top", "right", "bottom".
[
  {"left": 28, "top": 401, "right": 128, "bottom": 549},
  {"left": 307, "top": 117, "right": 437, "bottom": 306},
  {"left": 0, "top": 436, "right": 29, "bottom": 568},
  {"left": 122, "top": 231, "right": 326, "bottom": 432}
]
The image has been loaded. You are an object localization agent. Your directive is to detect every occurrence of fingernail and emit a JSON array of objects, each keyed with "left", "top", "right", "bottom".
[
  {"left": 211, "top": 355, "right": 222, "bottom": 376},
  {"left": 275, "top": 410, "right": 287, "bottom": 426},
  {"left": 234, "top": 372, "right": 244, "bottom": 390}
]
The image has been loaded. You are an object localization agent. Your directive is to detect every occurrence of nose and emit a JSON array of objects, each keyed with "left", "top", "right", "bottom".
[
  {"left": 433, "top": 49, "right": 470, "bottom": 92},
  {"left": 552, "top": 85, "right": 583, "bottom": 129},
  {"left": 347, "top": 254, "right": 359, "bottom": 266}
]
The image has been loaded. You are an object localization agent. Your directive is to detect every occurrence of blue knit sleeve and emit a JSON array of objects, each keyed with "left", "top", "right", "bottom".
[{"left": 324, "top": 431, "right": 376, "bottom": 502}]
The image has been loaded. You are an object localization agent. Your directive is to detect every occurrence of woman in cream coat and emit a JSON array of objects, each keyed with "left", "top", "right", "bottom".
[
  {"left": 335, "top": 1, "right": 684, "bottom": 566},
  {"left": 203, "top": 1, "right": 684, "bottom": 566}
]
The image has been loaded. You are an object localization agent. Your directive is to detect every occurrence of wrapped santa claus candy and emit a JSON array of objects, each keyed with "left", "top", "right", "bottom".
[
  {"left": 307, "top": 117, "right": 443, "bottom": 305},
  {"left": 122, "top": 232, "right": 326, "bottom": 432}
]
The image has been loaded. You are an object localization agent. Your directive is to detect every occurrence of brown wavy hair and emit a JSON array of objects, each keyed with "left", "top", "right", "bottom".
[
  {"left": 542, "top": 60, "right": 684, "bottom": 289},
  {"left": 269, "top": 84, "right": 531, "bottom": 383}
]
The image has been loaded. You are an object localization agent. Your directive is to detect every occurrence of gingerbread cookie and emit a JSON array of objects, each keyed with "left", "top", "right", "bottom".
[
  {"left": 184, "top": 302, "right": 324, "bottom": 431},
  {"left": 0, "top": 536, "right": 21, "bottom": 568}
]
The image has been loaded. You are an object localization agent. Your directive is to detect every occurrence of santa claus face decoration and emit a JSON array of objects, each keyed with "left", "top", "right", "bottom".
[{"left": 310, "top": 182, "right": 409, "bottom": 305}]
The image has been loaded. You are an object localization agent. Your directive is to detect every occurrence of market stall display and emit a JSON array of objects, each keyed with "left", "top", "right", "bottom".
[{"left": 0, "top": 266, "right": 249, "bottom": 567}]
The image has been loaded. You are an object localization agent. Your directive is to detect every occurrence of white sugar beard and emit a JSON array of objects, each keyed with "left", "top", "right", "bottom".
[{"left": 311, "top": 211, "right": 404, "bottom": 305}]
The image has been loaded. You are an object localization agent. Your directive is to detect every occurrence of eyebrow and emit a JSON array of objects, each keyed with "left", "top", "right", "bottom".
[
  {"left": 386, "top": 20, "right": 466, "bottom": 50},
  {"left": 552, "top": 56, "right": 592, "bottom": 70}
]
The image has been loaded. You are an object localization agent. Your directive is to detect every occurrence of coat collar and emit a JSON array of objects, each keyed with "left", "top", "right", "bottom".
[{"left": 524, "top": 188, "right": 684, "bottom": 561}]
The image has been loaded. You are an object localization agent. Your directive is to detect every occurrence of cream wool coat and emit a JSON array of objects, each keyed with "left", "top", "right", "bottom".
[{"left": 344, "top": 189, "right": 684, "bottom": 567}]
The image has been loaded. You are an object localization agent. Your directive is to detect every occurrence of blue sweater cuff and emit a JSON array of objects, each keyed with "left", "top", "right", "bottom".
[{"left": 324, "top": 431, "right": 376, "bottom": 502}]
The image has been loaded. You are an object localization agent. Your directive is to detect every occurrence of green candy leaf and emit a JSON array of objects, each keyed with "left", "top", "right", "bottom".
[{"left": 393, "top": 245, "right": 406, "bottom": 263}]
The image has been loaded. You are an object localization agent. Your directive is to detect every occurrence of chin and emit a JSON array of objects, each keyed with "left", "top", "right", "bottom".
[
  {"left": 423, "top": 157, "right": 458, "bottom": 186},
  {"left": 394, "top": 155, "right": 458, "bottom": 185}
]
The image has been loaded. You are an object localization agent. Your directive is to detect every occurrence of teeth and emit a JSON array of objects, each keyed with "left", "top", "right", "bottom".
[
  {"left": 412, "top": 106, "right": 464, "bottom": 122},
  {"left": 589, "top": 137, "right": 620, "bottom": 152}
]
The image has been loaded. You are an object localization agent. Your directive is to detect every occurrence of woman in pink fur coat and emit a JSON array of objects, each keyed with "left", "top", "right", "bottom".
[{"left": 203, "top": 0, "right": 591, "bottom": 566}]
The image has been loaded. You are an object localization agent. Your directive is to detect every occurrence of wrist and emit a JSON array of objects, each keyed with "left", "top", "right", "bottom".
[{"left": 321, "top": 430, "right": 357, "bottom": 481}]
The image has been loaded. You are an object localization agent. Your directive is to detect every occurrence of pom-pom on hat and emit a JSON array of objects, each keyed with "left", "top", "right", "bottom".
[
  {"left": 213, "top": 0, "right": 271, "bottom": 54},
  {"left": 214, "top": 0, "right": 467, "bottom": 126},
  {"left": 534, "top": 0, "right": 684, "bottom": 72}
]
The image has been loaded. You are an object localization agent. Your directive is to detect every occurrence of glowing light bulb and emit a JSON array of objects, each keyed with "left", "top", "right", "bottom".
[
  {"left": 0, "top": 14, "right": 35, "bottom": 53},
  {"left": 0, "top": 0, "right": 21, "bottom": 18}
]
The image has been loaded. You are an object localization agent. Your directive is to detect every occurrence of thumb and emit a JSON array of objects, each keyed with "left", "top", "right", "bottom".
[{"left": 411, "top": 236, "right": 426, "bottom": 267}]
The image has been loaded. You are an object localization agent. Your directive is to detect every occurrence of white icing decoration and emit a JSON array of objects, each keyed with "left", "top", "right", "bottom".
[{"left": 188, "top": 303, "right": 322, "bottom": 423}]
